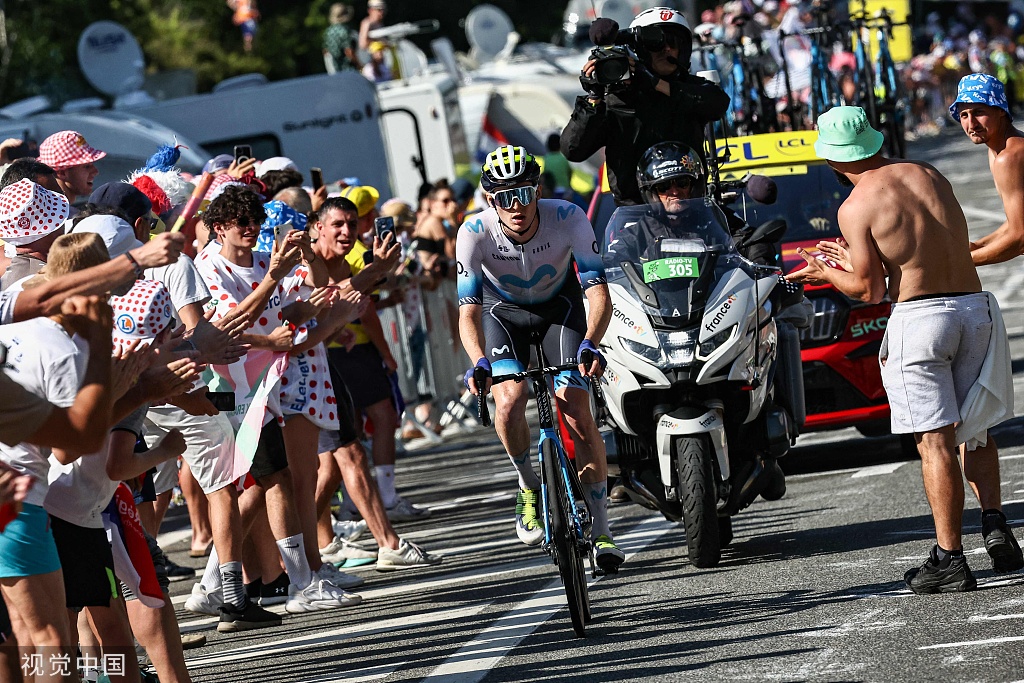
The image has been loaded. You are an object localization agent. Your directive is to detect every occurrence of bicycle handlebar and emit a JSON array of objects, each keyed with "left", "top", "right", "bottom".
[
  {"left": 476, "top": 359, "right": 608, "bottom": 427},
  {"left": 474, "top": 367, "right": 492, "bottom": 427},
  {"left": 580, "top": 350, "right": 607, "bottom": 414}
]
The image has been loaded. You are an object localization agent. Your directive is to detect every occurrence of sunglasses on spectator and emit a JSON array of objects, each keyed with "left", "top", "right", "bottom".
[
  {"left": 653, "top": 176, "right": 698, "bottom": 194},
  {"left": 230, "top": 216, "right": 256, "bottom": 229},
  {"left": 491, "top": 185, "right": 537, "bottom": 210}
]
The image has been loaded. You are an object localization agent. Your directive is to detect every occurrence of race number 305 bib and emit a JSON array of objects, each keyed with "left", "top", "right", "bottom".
[{"left": 642, "top": 257, "right": 699, "bottom": 283}]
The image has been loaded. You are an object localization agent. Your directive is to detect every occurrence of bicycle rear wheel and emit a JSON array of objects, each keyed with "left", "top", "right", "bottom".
[{"left": 542, "top": 438, "right": 588, "bottom": 637}]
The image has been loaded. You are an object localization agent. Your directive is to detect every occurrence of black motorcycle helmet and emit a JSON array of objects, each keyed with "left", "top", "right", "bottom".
[{"left": 636, "top": 142, "right": 707, "bottom": 206}]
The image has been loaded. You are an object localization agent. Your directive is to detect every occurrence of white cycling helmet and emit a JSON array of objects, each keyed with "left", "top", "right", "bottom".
[{"left": 480, "top": 145, "right": 541, "bottom": 192}]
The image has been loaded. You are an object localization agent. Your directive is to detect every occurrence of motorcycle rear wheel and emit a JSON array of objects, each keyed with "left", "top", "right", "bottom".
[{"left": 676, "top": 435, "right": 722, "bottom": 568}]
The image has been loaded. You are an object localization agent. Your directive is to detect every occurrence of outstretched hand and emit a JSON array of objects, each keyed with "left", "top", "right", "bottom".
[
  {"left": 788, "top": 248, "right": 832, "bottom": 286},
  {"left": 815, "top": 238, "right": 853, "bottom": 273}
]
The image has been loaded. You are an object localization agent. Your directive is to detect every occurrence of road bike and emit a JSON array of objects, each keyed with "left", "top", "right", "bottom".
[
  {"left": 845, "top": 2, "right": 907, "bottom": 157},
  {"left": 804, "top": 25, "right": 845, "bottom": 124},
  {"left": 871, "top": 8, "right": 907, "bottom": 158},
  {"left": 475, "top": 342, "right": 604, "bottom": 638}
]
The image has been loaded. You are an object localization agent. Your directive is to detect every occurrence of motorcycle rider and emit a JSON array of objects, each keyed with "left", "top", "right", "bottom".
[
  {"left": 604, "top": 142, "right": 716, "bottom": 267},
  {"left": 561, "top": 7, "right": 730, "bottom": 206},
  {"left": 456, "top": 145, "right": 625, "bottom": 571}
]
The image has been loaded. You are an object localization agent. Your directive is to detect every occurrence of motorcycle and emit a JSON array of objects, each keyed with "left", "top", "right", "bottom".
[{"left": 596, "top": 197, "right": 805, "bottom": 567}]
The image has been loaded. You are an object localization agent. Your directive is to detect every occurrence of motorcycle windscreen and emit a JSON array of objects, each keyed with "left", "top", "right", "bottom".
[{"left": 602, "top": 201, "right": 741, "bottom": 328}]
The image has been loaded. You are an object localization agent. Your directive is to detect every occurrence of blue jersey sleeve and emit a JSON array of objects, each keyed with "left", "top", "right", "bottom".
[
  {"left": 563, "top": 205, "right": 606, "bottom": 289},
  {"left": 456, "top": 221, "right": 484, "bottom": 305}
]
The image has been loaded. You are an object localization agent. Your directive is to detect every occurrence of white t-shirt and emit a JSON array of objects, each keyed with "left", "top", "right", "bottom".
[
  {"left": 0, "top": 289, "right": 18, "bottom": 325},
  {"left": 146, "top": 254, "right": 211, "bottom": 329},
  {"left": 0, "top": 318, "right": 88, "bottom": 506},
  {"left": 45, "top": 407, "right": 146, "bottom": 529},
  {"left": 195, "top": 242, "right": 307, "bottom": 423}
]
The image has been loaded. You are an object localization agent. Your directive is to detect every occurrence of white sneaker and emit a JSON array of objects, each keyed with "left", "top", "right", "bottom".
[
  {"left": 385, "top": 496, "right": 431, "bottom": 522},
  {"left": 315, "top": 562, "right": 365, "bottom": 590},
  {"left": 285, "top": 579, "right": 362, "bottom": 613},
  {"left": 376, "top": 539, "right": 443, "bottom": 572},
  {"left": 320, "top": 536, "right": 378, "bottom": 568},
  {"left": 332, "top": 518, "right": 368, "bottom": 543},
  {"left": 184, "top": 583, "right": 223, "bottom": 616}
]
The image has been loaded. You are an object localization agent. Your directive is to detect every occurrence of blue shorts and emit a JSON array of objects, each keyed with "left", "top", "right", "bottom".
[{"left": 0, "top": 504, "right": 62, "bottom": 578}]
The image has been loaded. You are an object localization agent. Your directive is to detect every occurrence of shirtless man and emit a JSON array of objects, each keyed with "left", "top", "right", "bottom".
[
  {"left": 790, "top": 106, "right": 1021, "bottom": 593},
  {"left": 947, "top": 73, "right": 1024, "bottom": 577}
]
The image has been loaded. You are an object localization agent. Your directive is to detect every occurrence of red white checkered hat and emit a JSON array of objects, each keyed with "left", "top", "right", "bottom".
[
  {"left": 0, "top": 179, "right": 70, "bottom": 246},
  {"left": 38, "top": 130, "right": 107, "bottom": 171},
  {"left": 110, "top": 279, "right": 175, "bottom": 351}
]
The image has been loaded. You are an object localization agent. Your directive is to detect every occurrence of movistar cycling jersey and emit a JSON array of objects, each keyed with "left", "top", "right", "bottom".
[{"left": 456, "top": 199, "right": 606, "bottom": 306}]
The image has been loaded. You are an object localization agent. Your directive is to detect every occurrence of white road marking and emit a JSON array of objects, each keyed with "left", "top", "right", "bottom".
[
  {"left": 401, "top": 516, "right": 507, "bottom": 541},
  {"left": 296, "top": 663, "right": 402, "bottom": 683},
  {"left": 428, "top": 491, "right": 517, "bottom": 512},
  {"left": 968, "top": 613, "right": 1024, "bottom": 622},
  {"left": 185, "top": 604, "right": 486, "bottom": 668},
  {"left": 962, "top": 205, "right": 1007, "bottom": 223},
  {"left": 851, "top": 463, "right": 905, "bottom": 478},
  {"left": 919, "top": 635, "right": 1024, "bottom": 650},
  {"left": 786, "top": 467, "right": 864, "bottom": 481},
  {"left": 421, "top": 517, "right": 675, "bottom": 683},
  {"left": 156, "top": 528, "right": 193, "bottom": 550}
]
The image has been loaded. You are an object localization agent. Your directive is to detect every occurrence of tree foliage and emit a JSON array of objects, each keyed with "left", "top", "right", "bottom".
[{"left": 1, "top": 0, "right": 566, "bottom": 105}]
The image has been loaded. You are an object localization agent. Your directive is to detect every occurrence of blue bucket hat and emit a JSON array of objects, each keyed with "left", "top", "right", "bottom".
[
  {"left": 950, "top": 73, "right": 1012, "bottom": 120},
  {"left": 257, "top": 200, "right": 308, "bottom": 253}
]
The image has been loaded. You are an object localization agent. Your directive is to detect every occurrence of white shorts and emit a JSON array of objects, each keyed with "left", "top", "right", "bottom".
[
  {"left": 880, "top": 293, "right": 991, "bottom": 434},
  {"left": 152, "top": 458, "right": 179, "bottom": 496},
  {"left": 144, "top": 406, "right": 238, "bottom": 494}
]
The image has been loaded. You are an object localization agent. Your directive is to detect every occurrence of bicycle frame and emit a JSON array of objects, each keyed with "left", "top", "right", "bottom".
[
  {"left": 532, "top": 373, "right": 590, "bottom": 552},
  {"left": 477, "top": 354, "right": 597, "bottom": 569}
]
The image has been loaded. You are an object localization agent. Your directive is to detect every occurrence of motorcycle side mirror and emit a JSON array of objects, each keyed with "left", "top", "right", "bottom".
[
  {"left": 739, "top": 219, "right": 787, "bottom": 248},
  {"left": 622, "top": 261, "right": 660, "bottom": 308}
]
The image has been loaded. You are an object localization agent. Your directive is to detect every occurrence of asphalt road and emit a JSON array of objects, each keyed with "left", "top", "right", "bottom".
[{"left": 159, "top": 128, "right": 1024, "bottom": 683}]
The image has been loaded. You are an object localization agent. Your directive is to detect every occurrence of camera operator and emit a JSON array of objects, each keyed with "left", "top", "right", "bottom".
[{"left": 561, "top": 7, "right": 730, "bottom": 206}]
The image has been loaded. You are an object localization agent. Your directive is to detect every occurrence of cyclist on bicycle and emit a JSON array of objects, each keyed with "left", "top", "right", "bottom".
[{"left": 456, "top": 145, "right": 625, "bottom": 569}]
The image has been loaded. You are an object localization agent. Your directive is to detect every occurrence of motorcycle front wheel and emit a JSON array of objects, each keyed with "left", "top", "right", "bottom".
[{"left": 675, "top": 435, "right": 722, "bottom": 568}]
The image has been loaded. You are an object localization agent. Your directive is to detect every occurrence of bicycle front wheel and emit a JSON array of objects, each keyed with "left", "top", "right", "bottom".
[{"left": 542, "top": 438, "right": 588, "bottom": 637}]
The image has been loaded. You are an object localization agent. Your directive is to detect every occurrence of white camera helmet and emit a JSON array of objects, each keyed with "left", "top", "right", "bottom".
[
  {"left": 629, "top": 6, "right": 692, "bottom": 32},
  {"left": 629, "top": 7, "right": 693, "bottom": 70}
]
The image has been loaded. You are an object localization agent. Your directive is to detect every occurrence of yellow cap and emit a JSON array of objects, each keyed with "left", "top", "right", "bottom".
[{"left": 339, "top": 185, "right": 379, "bottom": 217}]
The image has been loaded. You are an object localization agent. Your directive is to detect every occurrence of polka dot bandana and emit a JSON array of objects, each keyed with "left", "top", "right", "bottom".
[
  {"left": 38, "top": 130, "right": 107, "bottom": 171},
  {"left": 110, "top": 279, "right": 175, "bottom": 350},
  {"left": 0, "top": 179, "right": 71, "bottom": 246}
]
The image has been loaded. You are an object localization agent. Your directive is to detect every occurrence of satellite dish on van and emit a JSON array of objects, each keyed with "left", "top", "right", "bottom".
[
  {"left": 598, "top": 0, "right": 635, "bottom": 29},
  {"left": 465, "top": 5, "right": 514, "bottom": 63},
  {"left": 78, "top": 21, "right": 146, "bottom": 97}
]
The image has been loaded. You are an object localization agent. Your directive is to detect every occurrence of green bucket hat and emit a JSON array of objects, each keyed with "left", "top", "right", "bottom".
[{"left": 813, "top": 106, "right": 884, "bottom": 163}]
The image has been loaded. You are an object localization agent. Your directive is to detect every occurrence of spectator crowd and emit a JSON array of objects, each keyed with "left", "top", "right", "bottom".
[
  {"left": 690, "top": 0, "right": 1024, "bottom": 138},
  {"left": 0, "top": 128, "right": 480, "bottom": 682}
]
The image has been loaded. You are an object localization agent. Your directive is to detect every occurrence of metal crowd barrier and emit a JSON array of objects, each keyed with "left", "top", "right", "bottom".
[{"left": 376, "top": 278, "right": 472, "bottom": 442}]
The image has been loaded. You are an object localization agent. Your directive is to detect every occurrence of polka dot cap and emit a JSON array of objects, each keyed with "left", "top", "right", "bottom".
[
  {"left": 0, "top": 179, "right": 70, "bottom": 246},
  {"left": 38, "top": 130, "right": 107, "bottom": 171},
  {"left": 204, "top": 174, "right": 244, "bottom": 202},
  {"left": 110, "top": 279, "right": 175, "bottom": 350}
]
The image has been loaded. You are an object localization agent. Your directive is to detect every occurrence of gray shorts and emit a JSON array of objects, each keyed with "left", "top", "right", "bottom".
[{"left": 880, "top": 293, "right": 991, "bottom": 434}]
